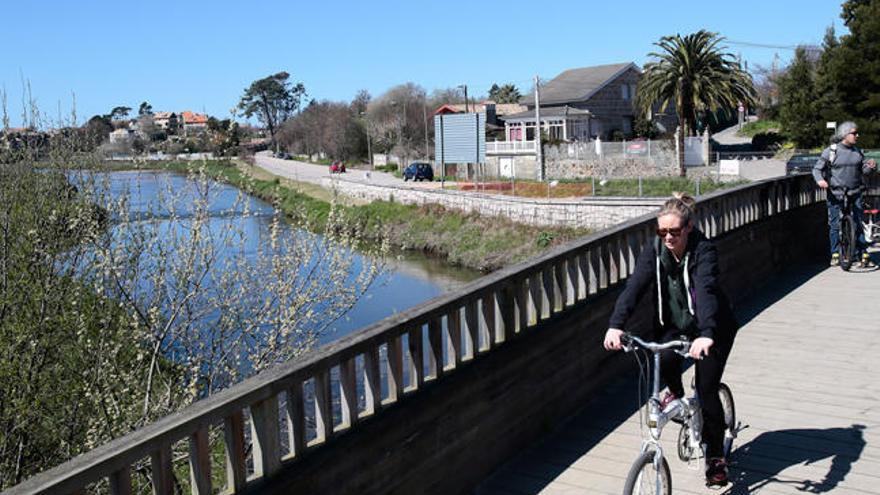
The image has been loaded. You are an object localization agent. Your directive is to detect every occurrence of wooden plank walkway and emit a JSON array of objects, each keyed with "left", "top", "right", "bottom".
[{"left": 477, "top": 258, "right": 880, "bottom": 495}]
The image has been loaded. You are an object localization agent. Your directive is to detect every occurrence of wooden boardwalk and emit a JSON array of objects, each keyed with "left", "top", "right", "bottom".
[{"left": 478, "top": 259, "right": 880, "bottom": 495}]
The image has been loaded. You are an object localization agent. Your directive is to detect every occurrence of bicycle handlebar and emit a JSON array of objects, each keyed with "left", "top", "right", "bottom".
[{"left": 621, "top": 333, "right": 691, "bottom": 356}]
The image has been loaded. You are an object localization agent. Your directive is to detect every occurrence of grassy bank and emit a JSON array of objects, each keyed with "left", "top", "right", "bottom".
[
  {"left": 444, "top": 177, "right": 746, "bottom": 198},
  {"left": 592, "top": 176, "right": 747, "bottom": 197},
  {"left": 155, "top": 160, "right": 589, "bottom": 272}
]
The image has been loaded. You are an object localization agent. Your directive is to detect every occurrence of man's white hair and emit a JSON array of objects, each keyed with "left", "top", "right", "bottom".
[{"left": 833, "top": 121, "right": 857, "bottom": 143}]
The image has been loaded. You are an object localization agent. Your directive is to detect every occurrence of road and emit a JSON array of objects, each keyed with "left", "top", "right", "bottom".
[
  {"left": 253, "top": 151, "right": 442, "bottom": 189},
  {"left": 255, "top": 150, "right": 786, "bottom": 194},
  {"left": 712, "top": 116, "right": 758, "bottom": 146}
]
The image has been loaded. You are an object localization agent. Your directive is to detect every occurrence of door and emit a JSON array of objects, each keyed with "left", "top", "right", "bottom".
[{"left": 499, "top": 157, "right": 514, "bottom": 178}]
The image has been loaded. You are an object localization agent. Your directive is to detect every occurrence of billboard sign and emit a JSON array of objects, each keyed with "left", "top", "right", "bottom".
[{"left": 434, "top": 113, "right": 486, "bottom": 165}]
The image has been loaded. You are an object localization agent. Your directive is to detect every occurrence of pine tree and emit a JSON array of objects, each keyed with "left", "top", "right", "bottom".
[
  {"left": 829, "top": 0, "right": 880, "bottom": 147},
  {"left": 779, "top": 47, "right": 822, "bottom": 147},
  {"left": 814, "top": 26, "right": 847, "bottom": 137}
]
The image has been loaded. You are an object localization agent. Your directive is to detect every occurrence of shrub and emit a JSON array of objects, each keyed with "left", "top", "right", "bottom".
[
  {"left": 751, "top": 132, "right": 786, "bottom": 151},
  {"left": 374, "top": 163, "right": 398, "bottom": 173},
  {"left": 536, "top": 231, "right": 556, "bottom": 247}
]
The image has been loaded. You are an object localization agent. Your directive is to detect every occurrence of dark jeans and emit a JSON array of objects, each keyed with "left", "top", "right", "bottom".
[
  {"left": 659, "top": 329, "right": 733, "bottom": 459},
  {"left": 827, "top": 193, "right": 866, "bottom": 257}
]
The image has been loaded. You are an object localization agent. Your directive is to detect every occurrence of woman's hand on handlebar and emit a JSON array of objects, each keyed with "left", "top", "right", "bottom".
[
  {"left": 604, "top": 328, "right": 625, "bottom": 350},
  {"left": 689, "top": 337, "right": 714, "bottom": 359}
]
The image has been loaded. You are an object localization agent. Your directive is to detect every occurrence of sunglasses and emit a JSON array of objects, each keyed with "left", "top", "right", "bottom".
[
  {"left": 849, "top": 131, "right": 859, "bottom": 136},
  {"left": 656, "top": 227, "right": 684, "bottom": 238}
]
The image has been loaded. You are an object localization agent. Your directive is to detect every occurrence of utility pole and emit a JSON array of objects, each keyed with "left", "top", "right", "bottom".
[
  {"left": 423, "top": 103, "right": 429, "bottom": 161},
  {"left": 534, "top": 75, "right": 544, "bottom": 182},
  {"left": 460, "top": 84, "right": 469, "bottom": 113}
]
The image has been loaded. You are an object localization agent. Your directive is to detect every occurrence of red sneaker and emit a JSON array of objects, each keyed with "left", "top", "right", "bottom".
[
  {"left": 705, "top": 457, "right": 729, "bottom": 487},
  {"left": 659, "top": 391, "right": 679, "bottom": 410}
]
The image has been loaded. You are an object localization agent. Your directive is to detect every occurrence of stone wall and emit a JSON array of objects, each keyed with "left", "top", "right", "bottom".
[
  {"left": 324, "top": 177, "right": 666, "bottom": 230},
  {"left": 484, "top": 154, "right": 538, "bottom": 180},
  {"left": 485, "top": 140, "right": 678, "bottom": 181},
  {"left": 544, "top": 140, "right": 678, "bottom": 179}
]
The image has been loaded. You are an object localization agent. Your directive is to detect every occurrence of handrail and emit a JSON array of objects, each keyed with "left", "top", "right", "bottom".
[{"left": 4, "top": 174, "right": 823, "bottom": 495}]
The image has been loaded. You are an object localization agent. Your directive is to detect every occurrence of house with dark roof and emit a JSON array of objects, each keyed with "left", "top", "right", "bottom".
[{"left": 501, "top": 62, "right": 646, "bottom": 144}]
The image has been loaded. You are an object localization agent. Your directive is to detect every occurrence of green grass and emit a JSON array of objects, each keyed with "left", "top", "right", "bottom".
[
  {"left": 736, "top": 120, "right": 782, "bottom": 138},
  {"left": 592, "top": 177, "right": 747, "bottom": 197},
  {"left": 374, "top": 163, "right": 398, "bottom": 173}
]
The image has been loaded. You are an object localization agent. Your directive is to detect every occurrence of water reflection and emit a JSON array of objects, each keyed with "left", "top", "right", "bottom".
[{"left": 89, "top": 170, "right": 480, "bottom": 342}]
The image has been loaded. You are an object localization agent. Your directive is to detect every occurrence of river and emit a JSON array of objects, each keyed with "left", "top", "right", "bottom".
[{"left": 95, "top": 170, "right": 480, "bottom": 345}]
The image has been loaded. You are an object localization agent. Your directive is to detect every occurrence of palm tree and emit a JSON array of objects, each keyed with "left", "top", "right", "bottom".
[
  {"left": 636, "top": 30, "right": 757, "bottom": 176},
  {"left": 488, "top": 83, "right": 522, "bottom": 104}
]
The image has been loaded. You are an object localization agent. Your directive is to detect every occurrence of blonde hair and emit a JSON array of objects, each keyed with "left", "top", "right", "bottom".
[{"left": 658, "top": 191, "right": 696, "bottom": 225}]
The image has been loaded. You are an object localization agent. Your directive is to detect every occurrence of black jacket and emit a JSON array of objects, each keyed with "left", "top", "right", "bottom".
[{"left": 608, "top": 229, "right": 737, "bottom": 343}]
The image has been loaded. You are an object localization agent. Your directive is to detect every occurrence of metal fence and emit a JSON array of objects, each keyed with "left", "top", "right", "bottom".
[
  {"left": 544, "top": 139, "right": 673, "bottom": 160},
  {"left": 543, "top": 140, "right": 679, "bottom": 180}
]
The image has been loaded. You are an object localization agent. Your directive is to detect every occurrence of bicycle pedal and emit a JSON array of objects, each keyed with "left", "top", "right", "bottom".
[{"left": 733, "top": 422, "right": 749, "bottom": 436}]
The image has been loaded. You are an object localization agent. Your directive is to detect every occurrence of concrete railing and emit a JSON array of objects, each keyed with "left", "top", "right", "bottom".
[{"left": 5, "top": 175, "right": 826, "bottom": 495}]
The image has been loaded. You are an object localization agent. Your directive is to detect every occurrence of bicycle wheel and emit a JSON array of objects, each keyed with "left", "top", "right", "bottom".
[
  {"left": 719, "top": 383, "right": 736, "bottom": 457},
  {"left": 677, "top": 423, "right": 695, "bottom": 462},
  {"left": 839, "top": 214, "right": 856, "bottom": 271},
  {"left": 623, "top": 450, "right": 672, "bottom": 495}
]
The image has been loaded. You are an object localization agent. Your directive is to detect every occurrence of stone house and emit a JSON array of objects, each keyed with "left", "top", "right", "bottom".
[
  {"left": 504, "top": 62, "right": 645, "bottom": 142},
  {"left": 485, "top": 63, "right": 680, "bottom": 181}
]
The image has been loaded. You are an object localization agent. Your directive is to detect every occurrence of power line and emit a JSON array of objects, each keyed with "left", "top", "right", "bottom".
[{"left": 725, "top": 39, "right": 822, "bottom": 52}]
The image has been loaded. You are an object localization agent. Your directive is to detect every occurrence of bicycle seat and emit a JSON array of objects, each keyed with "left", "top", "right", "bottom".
[{"left": 865, "top": 208, "right": 879, "bottom": 215}]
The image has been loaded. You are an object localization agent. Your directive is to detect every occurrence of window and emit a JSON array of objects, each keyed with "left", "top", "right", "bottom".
[{"left": 621, "top": 84, "right": 630, "bottom": 100}]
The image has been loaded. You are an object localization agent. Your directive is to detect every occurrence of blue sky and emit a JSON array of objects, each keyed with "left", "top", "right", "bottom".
[{"left": 2, "top": 0, "right": 845, "bottom": 128}]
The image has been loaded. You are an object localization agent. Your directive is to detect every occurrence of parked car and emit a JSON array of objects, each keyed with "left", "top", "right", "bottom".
[
  {"left": 329, "top": 160, "right": 346, "bottom": 173},
  {"left": 786, "top": 153, "right": 819, "bottom": 175},
  {"left": 275, "top": 151, "right": 292, "bottom": 159},
  {"left": 403, "top": 162, "right": 434, "bottom": 182}
]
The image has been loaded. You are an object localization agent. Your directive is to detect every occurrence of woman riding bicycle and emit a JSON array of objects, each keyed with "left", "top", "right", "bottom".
[{"left": 603, "top": 192, "right": 738, "bottom": 487}]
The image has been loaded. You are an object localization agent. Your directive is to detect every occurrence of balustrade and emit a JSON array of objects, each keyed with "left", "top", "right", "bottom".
[{"left": 5, "top": 175, "right": 821, "bottom": 495}]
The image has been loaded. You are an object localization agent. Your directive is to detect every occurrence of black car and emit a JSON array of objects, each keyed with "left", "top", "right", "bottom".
[
  {"left": 403, "top": 162, "right": 434, "bottom": 181},
  {"left": 786, "top": 154, "right": 819, "bottom": 175}
]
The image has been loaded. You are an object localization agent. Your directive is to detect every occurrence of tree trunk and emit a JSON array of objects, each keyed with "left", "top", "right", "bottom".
[{"left": 677, "top": 126, "right": 686, "bottom": 177}]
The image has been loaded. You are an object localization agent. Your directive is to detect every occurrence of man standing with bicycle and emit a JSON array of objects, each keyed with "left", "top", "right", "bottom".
[{"left": 813, "top": 121, "right": 877, "bottom": 268}]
